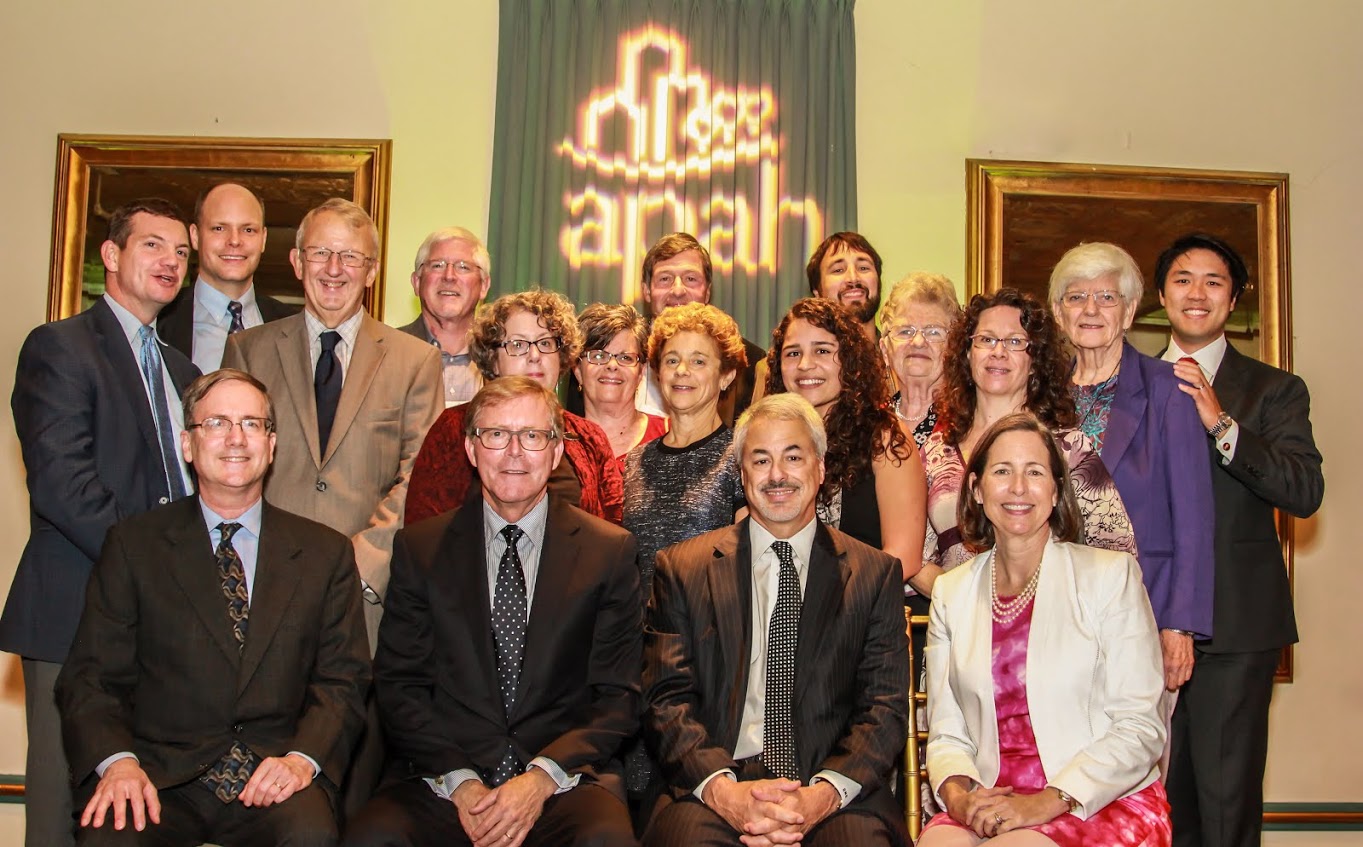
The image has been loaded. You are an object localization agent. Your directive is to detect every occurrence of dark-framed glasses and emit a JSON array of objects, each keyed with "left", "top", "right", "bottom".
[
  {"left": 1061, "top": 289, "right": 1124, "bottom": 309},
  {"left": 582, "top": 349, "right": 641, "bottom": 367},
  {"left": 471, "top": 427, "right": 559, "bottom": 451},
  {"left": 188, "top": 416, "right": 274, "bottom": 437},
  {"left": 970, "top": 334, "right": 1030, "bottom": 352},
  {"left": 422, "top": 259, "right": 481, "bottom": 276},
  {"left": 886, "top": 325, "right": 948, "bottom": 344},
  {"left": 301, "top": 247, "right": 373, "bottom": 268},
  {"left": 499, "top": 337, "right": 563, "bottom": 356}
]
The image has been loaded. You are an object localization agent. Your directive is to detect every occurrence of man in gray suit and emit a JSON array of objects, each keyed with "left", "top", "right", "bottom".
[
  {"left": 643, "top": 394, "right": 910, "bottom": 847},
  {"left": 397, "top": 227, "right": 490, "bottom": 407}
]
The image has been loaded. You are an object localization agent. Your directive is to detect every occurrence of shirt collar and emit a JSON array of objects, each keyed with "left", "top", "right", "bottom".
[
  {"left": 749, "top": 515, "right": 818, "bottom": 576},
  {"left": 194, "top": 277, "right": 258, "bottom": 317},
  {"left": 483, "top": 492, "right": 551, "bottom": 549},
  {"left": 1164, "top": 333, "right": 1228, "bottom": 381},
  {"left": 199, "top": 497, "right": 264, "bottom": 540},
  {"left": 103, "top": 292, "right": 156, "bottom": 345},
  {"left": 304, "top": 307, "right": 365, "bottom": 349}
]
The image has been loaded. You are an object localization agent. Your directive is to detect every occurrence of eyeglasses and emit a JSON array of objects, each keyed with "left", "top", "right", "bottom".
[
  {"left": 188, "top": 416, "right": 274, "bottom": 437},
  {"left": 499, "top": 337, "right": 563, "bottom": 356},
  {"left": 581, "top": 349, "right": 642, "bottom": 367},
  {"left": 649, "top": 274, "right": 707, "bottom": 291},
  {"left": 971, "top": 334, "right": 1030, "bottom": 352},
  {"left": 301, "top": 247, "right": 373, "bottom": 268},
  {"left": 471, "top": 427, "right": 559, "bottom": 451},
  {"left": 886, "top": 325, "right": 948, "bottom": 344},
  {"left": 1060, "top": 289, "right": 1124, "bottom": 309},
  {"left": 421, "top": 259, "right": 482, "bottom": 276}
]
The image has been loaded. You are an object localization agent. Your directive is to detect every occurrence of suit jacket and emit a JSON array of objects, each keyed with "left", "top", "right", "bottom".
[
  {"left": 222, "top": 311, "right": 443, "bottom": 647},
  {"left": 0, "top": 298, "right": 200, "bottom": 663},
  {"left": 1101, "top": 341, "right": 1216, "bottom": 636},
  {"left": 926, "top": 540, "right": 1165, "bottom": 819},
  {"left": 375, "top": 495, "right": 641, "bottom": 798},
  {"left": 1202, "top": 344, "right": 1323, "bottom": 653},
  {"left": 157, "top": 284, "right": 299, "bottom": 364},
  {"left": 644, "top": 519, "right": 909, "bottom": 839},
  {"left": 55, "top": 498, "right": 371, "bottom": 790}
]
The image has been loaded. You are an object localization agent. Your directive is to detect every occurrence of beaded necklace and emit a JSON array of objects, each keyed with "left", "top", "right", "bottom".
[{"left": 989, "top": 547, "right": 1041, "bottom": 624}]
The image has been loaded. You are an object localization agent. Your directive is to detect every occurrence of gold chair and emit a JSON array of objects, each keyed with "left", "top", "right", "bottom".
[{"left": 904, "top": 612, "right": 930, "bottom": 842}]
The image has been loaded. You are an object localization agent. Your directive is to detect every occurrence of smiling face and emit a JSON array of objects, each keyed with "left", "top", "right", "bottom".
[
  {"left": 779, "top": 318, "right": 842, "bottom": 417},
  {"left": 494, "top": 309, "right": 563, "bottom": 389},
  {"left": 190, "top": 184, "right": 266, "bottom": 294},
  {"left": 658, "top": 330, "right": 735, "bottom": 418},
  {"left": 971, "top": 429, "right": 1057, "bottom": 545},
  {"left": 411, "top": 238, "right": 490, "bottom": 324},
  {"left": 816, "top": 245, "right": 881, "bottom": 324},
  {"left": 180, "top": 378, "right": 276, "bottom": 507},
  {"left": 465, "top": 393, "right": 565, "bottom": 522},
  {"left": 101, "top": 212, "right": 191, "bottom": 325},
  {"left": 292, "top": 210, "right": 377, "bottom": 329},
  {"left": 970, "top": 306, "right": 1031, "bottom": 405},
  {"left": 740, "top": 415, "right": 825, "bottom": 537},
  {"left": 882, "top": 301, "right": 952, "bottom": 389},
  {"left": 1054, "top": 273, "right": 1134, "bottom": 354},
  {"left": 646, "top": 248, "right": 711, "bottom": 317},
  {"left": 574, "top": 329, "right": 644, "bottom": 407},
  {"left": 1159, "top": 248, "right": 1237, "bottom": 353}
]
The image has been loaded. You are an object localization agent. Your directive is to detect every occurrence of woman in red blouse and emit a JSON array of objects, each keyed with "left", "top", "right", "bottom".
[{"left": 404, "top": 290, "right": 624, "bottom": 525}]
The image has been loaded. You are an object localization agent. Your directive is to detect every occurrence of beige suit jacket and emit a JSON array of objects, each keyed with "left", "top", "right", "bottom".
[
  {"left": 223, "top": 311, "right": 442, "bottom": 648},
  {"left": 925, "top": 539, "right": 1165, "bottom": 820}
]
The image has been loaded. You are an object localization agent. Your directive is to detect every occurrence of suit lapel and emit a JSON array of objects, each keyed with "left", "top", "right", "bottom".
[
  {"left": 1213, "top": 344, "right": 1252, "bottom": 419},
  {"left": 91, "top": 299, "right": 164, "bottom": 464},
  {"left": 1099, "top": 342, "right": 1144, "bottom": 470},
  {"left": 165, "top": 500, "right": 242, "bottom": 664},
  {"left": 794, "top": 524, "right": 850, "bottom": 713},
  {"left": 237, "top": 504, "right": 303, "bottom": 693},
  {"left": 273, "top": 315, "right": 323, "bottom": 467},
  {"left": 516, "top": 499, "right": 580, "bottom": 712},
  {"left": 441, "top": 503, "right": 501, "bottom": 719},
  {"left": 324, "top": 316, "right": 385, "bottom": 467},
  {"left": 708, "top": 523, "right": 752, "bottom": 739}
]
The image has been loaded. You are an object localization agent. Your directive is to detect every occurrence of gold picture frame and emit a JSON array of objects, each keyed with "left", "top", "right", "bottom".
[
  {"left": 966, "top": 158, "right": 1295, "bottom": 681},
  {"left": 48, "top": 134, "right": 393, "bottom": 322}
]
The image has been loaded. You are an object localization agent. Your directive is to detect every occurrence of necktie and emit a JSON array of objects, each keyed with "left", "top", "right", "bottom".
[
  {"left": 216, "top": 522, "right": 249, "bottom": 649},
  {"left": 199, "top": 741, "right": 260, "bottom": 804},
  {"left": 137, "top": 325, "right": 187, "bottom": 500},
  {"left": 761, "top": 540, "right": 801, "bottom": 780},
  {"left": 491, "top": 524, "right": 528, "bottom": 785},
  {"left": 1180, "top": 356, "right": 1212, "bottom": 385},
  {"left": 314, "top": 330, "right": 343, "bottom": 453},
  {"left": 226, "top": 301, "right": 245, "bottom": 334}
]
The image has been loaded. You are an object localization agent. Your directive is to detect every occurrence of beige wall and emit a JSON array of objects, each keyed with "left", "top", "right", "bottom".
[{"left": 1, "top": 0, "right": 1358, "bottom": 842}]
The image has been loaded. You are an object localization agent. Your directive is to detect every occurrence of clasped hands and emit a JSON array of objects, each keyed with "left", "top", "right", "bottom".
[
  {"left": 939, "top": 776, "right": 1069, "bottom": 839},
  {"left": 703, "top": 774, "right": 841, "bottom": 846},
  {"left": 452, "top": 767, "right": 558, "bottom": 847}
]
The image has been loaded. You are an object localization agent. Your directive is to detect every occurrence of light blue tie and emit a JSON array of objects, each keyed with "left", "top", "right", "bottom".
[{"left": 137, "top": 325, "right": 187, "bottom": 500}]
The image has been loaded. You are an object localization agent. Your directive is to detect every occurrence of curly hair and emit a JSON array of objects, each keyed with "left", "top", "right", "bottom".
[
  {"left": 646, "top": 302, "right": 748, "bottom": 375},
  {"left": 469, "top": 289, "right": 583, "bottom": 381},
  {"left": 763, "top": 298, "right": 913, "bottom": 504},
  {"left": 938, "top": 288, "right": 1076, "bottom": 446}
]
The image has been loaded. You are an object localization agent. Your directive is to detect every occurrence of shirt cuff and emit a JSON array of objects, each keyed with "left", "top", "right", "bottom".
[
  {"left": 811, "top": 769, "right": 861, "bottom": 808},
  {"left": 95, "top": 752, "right": 137, "bottom": 778},
  {"left": 286, "top": 751, "right": 321, "bottom": 778},
  {"left": 425, "top": 768, "right": 482, "bottom": 800},
  {"left": 529, "top": 757, "right": 580, "bottom": 794},
  {"left": 1214, "top": 421, "right": 1239, "bottom": 464},
  {"left": 694, "top": 769, "right": 736, "bottom": 803}
]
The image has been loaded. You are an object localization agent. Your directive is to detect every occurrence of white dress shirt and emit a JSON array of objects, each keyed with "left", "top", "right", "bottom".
[
  {"left": 304, "top": 308, "right": 364, "bottom": 378},
  {"left": 191, "top": 278, "right": 265, "bottom": 372},
  {"left": 1162, "top": 334, "right": 1240, "bottom": 462}
]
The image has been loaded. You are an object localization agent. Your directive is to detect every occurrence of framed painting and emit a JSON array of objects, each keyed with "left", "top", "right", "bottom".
[
  {"left": 48, "top": 134, "right": 393, "bottom": 322},
  {"left": 966, "top": 158, "right": 1295, "bottom": 680}
]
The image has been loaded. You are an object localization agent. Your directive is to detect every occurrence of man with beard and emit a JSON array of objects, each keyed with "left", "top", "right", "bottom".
[
  {"left": 643, "top": 393, "right": 910, "bottom": 846},
  {"left": 806, "top": 232, "right": 884, "bottom": 343},
  {"left": 399, "top": 227, "right": 491, "bottom": 407}
]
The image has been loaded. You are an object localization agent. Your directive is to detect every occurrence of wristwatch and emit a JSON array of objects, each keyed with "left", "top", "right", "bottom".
[
  {"left": 1050, "top": 786, "right": 1080, "bottom": 814},
  {"left": 1207, "top": 411, "right": 1233, "bottom": 439}
]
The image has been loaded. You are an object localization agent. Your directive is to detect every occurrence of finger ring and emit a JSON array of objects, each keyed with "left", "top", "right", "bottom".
[{"left": 995, "top": 812, "right": 1004, "bottom": 825}]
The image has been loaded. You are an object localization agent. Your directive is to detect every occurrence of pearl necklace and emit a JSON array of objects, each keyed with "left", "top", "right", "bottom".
[{"left": 989, "top": 548, "right": 1040, "bottom": 624}]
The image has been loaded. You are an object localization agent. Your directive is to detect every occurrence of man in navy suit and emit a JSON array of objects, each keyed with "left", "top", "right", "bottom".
[
  {"left": 1, "top": 198, "right": 201, "bottom": 846},
  {"left": 1157, "top": 233, "right": 1325, "bottom": 847}
]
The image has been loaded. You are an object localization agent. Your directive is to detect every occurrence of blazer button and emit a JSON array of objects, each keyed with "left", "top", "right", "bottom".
[
  {"left": 316, "top": 479, "right": 327, "bottom": 492},
  {"left": 158, "top": 497, "right": 169, "bottom": 505},
  {"left": 233, "top": 724, "right": 244, "bottom": 734}
]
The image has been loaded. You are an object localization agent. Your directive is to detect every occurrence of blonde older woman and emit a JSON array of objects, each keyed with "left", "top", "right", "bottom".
[{"left": 881, "top": 272, "right": 963, "bottom": 446}]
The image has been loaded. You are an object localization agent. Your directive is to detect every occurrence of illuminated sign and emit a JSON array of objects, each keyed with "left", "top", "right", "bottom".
[{"left": 558, "top": 24, "right": 825, "bottom": 304}]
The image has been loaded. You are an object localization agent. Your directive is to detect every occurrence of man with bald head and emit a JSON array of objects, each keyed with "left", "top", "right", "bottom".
[{"left": 158, "top": 182, "right": 299, "bottom": 371}]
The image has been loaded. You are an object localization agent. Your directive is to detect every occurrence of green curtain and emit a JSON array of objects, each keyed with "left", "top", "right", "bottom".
[{"left": 488, "top": 0, "right": 858, "bottom": 343}]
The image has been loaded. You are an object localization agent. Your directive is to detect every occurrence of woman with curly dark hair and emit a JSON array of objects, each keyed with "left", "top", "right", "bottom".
[
  {"left": 916, "top": 288, "right": 1135, "bottom": 597},
  {"left": 764, "top": 297, "right": 927, "bottom": 582}
]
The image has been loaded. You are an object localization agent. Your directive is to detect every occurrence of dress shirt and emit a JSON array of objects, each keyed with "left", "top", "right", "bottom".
[
  {"left": 1162, "top": 334, "right": 1240, "bottom": 462},
  {"left": 638, "top": 367, "right": 666, "bottom": 418},
  {"left": 425, "top": 493, "right": 578, "bottom": 799},
  {"left": 103, "top": 294, "right": 194, "bottom": 495},
  {"left": 412, "top": 316, "right": 483, "bottom": 407},
  {"left": 303, "top": 308, "right": 364, "bottom": 378},
  {"left": 191, "top": 278, "right": 265, "bottom": 372},
  {"left": 696, "top": 518, "right": 860, "bottom": 809}
]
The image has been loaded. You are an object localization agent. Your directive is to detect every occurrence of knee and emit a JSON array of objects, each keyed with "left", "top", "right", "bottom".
[{"left": 572, "top": 815, "right": 638, "bottom": 847}]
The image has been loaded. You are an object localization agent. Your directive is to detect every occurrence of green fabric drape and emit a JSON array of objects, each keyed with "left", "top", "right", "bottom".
[{"left": 488, "top": 0, "right": 857, "bottom": 343}]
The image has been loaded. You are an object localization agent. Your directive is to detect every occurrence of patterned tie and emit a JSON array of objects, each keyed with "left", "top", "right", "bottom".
[
  {"left": 137, "top": 325, "right": 187, "bottom": 500},
  {"left": 314, "top": 330, "right": 343, "bottom": 453},
  {"left": 216, "top": 522, "right": 249, "bottom": 649},
  {"left": 199, "top": 741, "right": 260, "bottom": 803},
  {"left": 762, "top": 540, "right": 801, "bottom": 780},
  {"left": 226, "top": 300, "right": 245, "bottom": 334},
  {"left": 490, "top": 524, "right": 528, "bottom": 785}
]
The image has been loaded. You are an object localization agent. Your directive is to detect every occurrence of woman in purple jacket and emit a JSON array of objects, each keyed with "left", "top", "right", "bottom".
[{"left": 1049, "top": 241, "right": 1215, "bottom": 692}]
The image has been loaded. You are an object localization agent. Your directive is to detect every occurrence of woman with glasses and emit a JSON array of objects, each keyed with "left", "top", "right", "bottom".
[
  {"left": 404, "top": 290, "right": 623, "bottom": 525},
  {"left": 574, "top": 304, "right": 667, "bottom": 469},
  {"left": 1049, "top": 243, "right": 1214, "bottom": 692},
  {"left": 880, "top": 273, "right": 963, "bottom": 447},
  {"left": 914, "top": 288, "right": 1135, "bottom": 598}
]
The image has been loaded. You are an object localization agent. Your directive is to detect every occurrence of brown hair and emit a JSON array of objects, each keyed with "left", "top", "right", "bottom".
[
  {"left": 107, "top": 198, "right": 189, "bottom": 248},
  {"left": 641, "top": 232, "right": 713, "bottom": 290},
  {"left": 577, "top": 303, "right": 648, "bottom": 357},
  {"left": 182, "top": 368, "right": 274, "bottom": 428},
  {"left": 646, "top": 302, "right": 748, "bottom": 375},
  {"left": 470, "top": 289, "right": 584, "bottom": 381},
  {"left": 805, "top": 231, "right": 883, "bottom": 295},
  {"left": 957, "top": 412, "right": 1082, "bottom": 551},
  {"left": 463, "top": 376, "right": 566, "bottom": 442}
]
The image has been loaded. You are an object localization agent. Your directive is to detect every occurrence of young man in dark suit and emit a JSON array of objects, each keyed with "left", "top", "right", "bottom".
[
  {"left": 56, "top": 368, "right": 371, "bottom": 846},
  {"left": 343, "top": 376, "right": 640, "bottom": 847},
  {"left": 1, "top": 198, "right": 201, "bottom": 847},
  {"left": 643, "top": 393, "right": 910, "bottom": 847},
  {"left": 1157, "top": 233, "right": 1325, "bottom": 847}
]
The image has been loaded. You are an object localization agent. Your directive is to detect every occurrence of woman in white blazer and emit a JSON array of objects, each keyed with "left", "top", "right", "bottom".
[{"left": 920, "top": 412, "right": 1170, "bottom": 846}]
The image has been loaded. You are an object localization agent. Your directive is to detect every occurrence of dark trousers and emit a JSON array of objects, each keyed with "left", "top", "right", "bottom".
[
  {"left": 74, "top": 778, "right": 337, "bottom": 847},
  {"left": 340, "top": 691, "right": 385, "bottom": 821},
  {"left": 1167, "top": 647, "right": 1279, "bottom": 847},
  {"left": 642, "top": 795, "right": 896, "bottom": 847},
  {"left": 341, "top": 779, "right": 636, "bottom": 847},
  {"left": 22, "top": 658, "right": 76, "bottom": 847}
]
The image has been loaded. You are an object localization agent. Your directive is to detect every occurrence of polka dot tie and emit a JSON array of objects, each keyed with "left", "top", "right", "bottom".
[
  {"left": 491, "top": 524, "right": 527, "bottom": 786},
  {"left": 215, "top": 522, "right": 249, "bottom": 650},
  {"left": 761, "top": 540, "right": 801, "bottom": 780}
]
